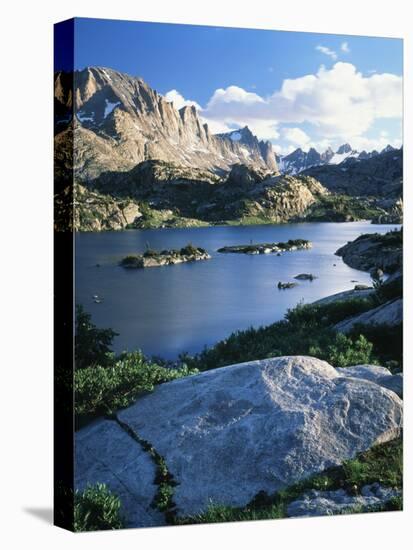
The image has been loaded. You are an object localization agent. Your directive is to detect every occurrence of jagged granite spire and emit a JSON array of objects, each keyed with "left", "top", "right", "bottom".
[{"left": 55, "top": 67, "right": 279, "bottom": 181}]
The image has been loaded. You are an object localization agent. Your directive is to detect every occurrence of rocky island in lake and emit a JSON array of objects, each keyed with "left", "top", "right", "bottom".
[
  {"left": 120, "top": 243, "right": 211, "bottom": 268},
  {"left": 217, "top": 239, "right": 311, "bottom": 254}
]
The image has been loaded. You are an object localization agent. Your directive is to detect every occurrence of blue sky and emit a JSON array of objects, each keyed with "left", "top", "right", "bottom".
[{"left": 58, "top": 18, "right": 403, "bottom": 154}]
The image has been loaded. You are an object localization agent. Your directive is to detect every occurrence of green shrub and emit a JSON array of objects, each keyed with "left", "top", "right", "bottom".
[
  {"left": 349, "top": 323, "right": 403, "bottom": 370},
  {"left": 74, "top": 483, "right": 123, "bottom": 532},
  {"left": 143, "top": 248, "right": 158, "bottom": 258},
  {"left": 309, "top": 333, "right": 374, "bottom": 368},
  {"left": 75, "top": 351, "right": 198, "bottom": 421},
  {"left": 75, "top": 305, "right": 118, "bottom": 369},
  {"left": 120, "top": 255, "right": 142, "bottom": 267},
  {"left": 153, "top": 483, "right": 174, "bottom": 512},
  {"left": 184, "top": 299, "right": 377, "bottom": 372},
  {"left": 176, "top": 502, "right": 285, "bottom": 525},
  {"left": 285, "top": 299, "right": 374, "bottom": 327},
  {"left": 180, "top": 242, "right": 200, "bottom": 256}
]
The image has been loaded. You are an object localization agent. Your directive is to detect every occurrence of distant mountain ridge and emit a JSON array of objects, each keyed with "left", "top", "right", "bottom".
[
  {"left": 54, "top": 67, "right": 278, "bottom": 181},
  {"left": 276, "top": 143, "right": 396, "bottom": 175},
  {"left": 301, "top": 147, "right": 402, "bottom": 197}
]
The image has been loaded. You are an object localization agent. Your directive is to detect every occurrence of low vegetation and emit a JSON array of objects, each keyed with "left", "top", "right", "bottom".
[
  {"left": 182, "top": 297, "right": 398, "bottom": 371},
  {"left": 74, "top": 483, "right": 124, "bottom": 531},
  {"left": 75, "top": 351, "right": 198, "bottom": 426},
  {"left": 130, "top": 201, "right": 209, "bottom": 229},
  {"left": 113, "top": 417, "right": 178, "bottom": 521},
  {"left": 302, "top": 194, "right": 385, "bottom": 222},
  {"left": 75, "top": 307, "right": 198, "bottom": 426},
  {"left": 367, "top": 228, "right": 402, "bottom": 247},
  {"left": 75, "top": 305, "right": 117, "bottom": 369}
]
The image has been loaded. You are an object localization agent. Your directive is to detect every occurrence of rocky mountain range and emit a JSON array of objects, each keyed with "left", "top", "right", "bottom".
[
  {"left": 54, "top": 67, "right": 403, "bottom": 231},
  {"left": 276, "top": 143, "right": 396, "bottom": 176},
  {"left": 54, "top": 67, "right": 278, "bottom": 181},
  {"left": 302, "top": 147, "right": 402, "bottom": 197}
]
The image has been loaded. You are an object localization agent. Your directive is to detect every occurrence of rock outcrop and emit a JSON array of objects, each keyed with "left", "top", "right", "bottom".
[
  {"left": 335, "top": 230, "right": 402, "bottom": 274},
  {"left": 210, "top": 173, "right": 328, "bottom": 224},
  {"left": 120, "top": 246, "right": 211, "bottom": 268},
  {"left": 217, "top": 239, "right": 311, "bottom": 254},
  {"left": 55, "top": 67, "right": 279, "bottom": 181},
  {"left": 336, "top": 364, "right": 393, "bottom": 383},
  {"left": 336, "top": 365, "right": 403, "bottom": 398},
  {"left": 372, "top": 197, "right": 403, "bottom": 224},
  {"left": 313, "top": 288, "right": 375, "bottom": 306},
  {"left": 287, "top": 483, "right": 401, "bottom": 517},
  {"left": 334, "top": 299, "right": 402, "bottom": 333},
  {"left": 86, "top": 164, "right": 330, "bottom": 230},
  {"left": 302, "top": 147, "right": 403, "bottom": 198},
  {"left": 73, "top": 183, "right": 142, "bottom": 231},
  {"left": 75, "top": 419, "right": 165, "bottom": 528},
  {"left": 76, "top": 356, "right": 402, "bottom": 522}
]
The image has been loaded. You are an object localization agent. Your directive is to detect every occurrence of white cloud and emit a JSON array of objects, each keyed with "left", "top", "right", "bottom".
[
  {"left": 348, "top": 134, "right": 402, "bottom": 152},
  {"left": 282, "top": 127, "right": 311, "bottom": 149},
  {"left": 207, "top": 86, "right": 265, "bottom": 110},
  {"left": 200, "top": 118, "right": 233, "bottom": 134},
  {"left": 315, "top": 45, "right": 337, "bottom": 60},
  {"left": 163, "top": 63, "right": 402, "bottom": 151},
  {"left": 272, "top": 143, "right": 283, "bottom": 154},
  {"left": 164, "top": 89, "right": 202, "bottom": 111},
  {"left": 341, "top": 41, "right": 350, "bottom": 53},
  {"left": 203, "top": 86, "right": 279, "bottom": 140},
  {"left": 201, "top": 63, "right": 402, "bottom": 146}
]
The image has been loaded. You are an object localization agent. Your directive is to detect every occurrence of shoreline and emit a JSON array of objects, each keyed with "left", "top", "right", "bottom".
[
  {"left": 77, "top": 222, "right": 401, "bottom": 360},
  {"left": 74, "top": 218, "right": 401, "bottom": 234}
]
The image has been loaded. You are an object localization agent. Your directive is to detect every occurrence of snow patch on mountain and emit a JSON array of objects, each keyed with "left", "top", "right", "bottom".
[
  {"left": 77, "top": 111, "right": 95, "bottom": 123},
  {"left": 104, "top": 99, "right": 121, "bottom": 118},
  {"left": 276, "top": 143, "right": 397, "bottom": 175}
]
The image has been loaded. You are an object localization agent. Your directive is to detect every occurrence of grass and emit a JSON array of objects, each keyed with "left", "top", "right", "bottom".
[
  {"left": 74, "top": 483, "right": 124, "bottom": 532},
  {"left": 342, "top": 438, "right": 402, "bottom": 489},
  {"left": 132, "top": 202, "right": 209, "bottom": 229},
  {"left": 75, "top": 351, "right": 198, "bottom": 427},
  {"left": 112, "top": 416, "right": 178, "bottom": 521},
  {"left": 175, "top": 438, "right": 402, "bottom": 525},
  {"left": 303, "top": 194, "right": 384, "bottom": 222}
]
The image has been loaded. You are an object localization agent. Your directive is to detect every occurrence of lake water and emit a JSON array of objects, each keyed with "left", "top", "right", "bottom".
[{"left": 75, "top": 222, "right": 399, "bottom": 359}]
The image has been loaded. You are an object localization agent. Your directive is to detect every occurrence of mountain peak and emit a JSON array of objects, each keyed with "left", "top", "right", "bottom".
[
  {"left": 336, "top": 143, "right": 352, "bottom": 154},
  {"left": 55, "top": 66, "right": 279, "bottom": 178}
]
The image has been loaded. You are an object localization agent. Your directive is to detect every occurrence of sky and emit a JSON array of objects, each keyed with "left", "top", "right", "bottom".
[{"left": 57, "top": 17, "right": 403, "bottom": 154}]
